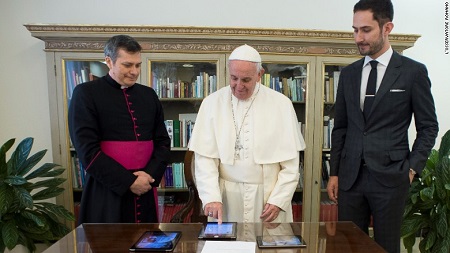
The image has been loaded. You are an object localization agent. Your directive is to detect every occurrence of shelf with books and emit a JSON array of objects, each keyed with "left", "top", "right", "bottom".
[
  {"left": 260, "top": 62, "right": 307, "bottom": 102},
  {"left": 27, "top": 24, "right": 418, "bottom": 226},
  {"left": 150, "top": 61, "right": 217, "bottom": 99}
]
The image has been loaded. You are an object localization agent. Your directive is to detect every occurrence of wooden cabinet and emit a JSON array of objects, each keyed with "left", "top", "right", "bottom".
[{"left": 26, "top": 24, "right": 418, "bottom": 227}]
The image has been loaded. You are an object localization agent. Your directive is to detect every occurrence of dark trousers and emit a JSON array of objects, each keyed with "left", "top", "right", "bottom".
[{"left": 338, "top": 162, "right": 409, "bottom": 253}]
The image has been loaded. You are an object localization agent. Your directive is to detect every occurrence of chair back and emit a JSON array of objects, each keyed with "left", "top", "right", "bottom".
[{"left": 170, "top": 150, "right": 207, "bottom": 223}]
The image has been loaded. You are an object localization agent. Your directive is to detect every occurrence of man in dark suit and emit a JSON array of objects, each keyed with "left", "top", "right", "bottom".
[{"left": 326, "top": 0, "right": 438, "bottom": 252}]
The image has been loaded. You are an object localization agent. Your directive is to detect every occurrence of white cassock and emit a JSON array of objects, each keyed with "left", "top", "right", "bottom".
[{"left": 189, "top": 84, "right": 306, "bottom": 222}]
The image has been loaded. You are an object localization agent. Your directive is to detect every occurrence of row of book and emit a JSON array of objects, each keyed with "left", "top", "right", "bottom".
[
  {"left": 319, "top": 200, "right": 338, "bottom": 222},
  {"left": 71, "top": 153, "right": 85, "bottom": 189},
  {"left": 324, "top": 71, "right": 341, "bottom": 103},
  {"left": 160, "top": 163, "right": 187, "bottom": 189},
  {"left": 74, "top": 200, "right": 336, "bottom": 225},
  {"left": 157, "top": 201, "right": 337, "bottom": 223},
  {"left": 65, "top": 61, "right": 91, "bottom": 101},
  {"left": 151, "top": 72, "right": 217, "bottom": 99},
  {"left": 323, "top": 116, "right": 334, "bottom": 149},
  {"left": 65, "top": 61, "right": 108, "bottom": 100},
  {"left": 70, "top": 155, "right": 188, "bottom": 190},
  {"left": 321, "top": 155, "right": 331, "bottom": 189},
  {"left": 71, "top": 154, "right": 308, "bottom": 192},
  {"left": 260, "top": 74, "right": 307, "bottom": 102},
  {"left": 164, "top": 113, "right": 197, "bottom": 148},
  {"left": 158, "top": 203, "right": 193, "bottom": 223},
  {"left": 296, "top": 155, "right": 331, "bottom": 191},
  {"left": 291, "top": 201, "right": 338, "bottom": 222},
  {"left": 297, "top": 162, "right": 305, "bottom": 189},
  {"left": 292, "top": 201, "right": 303, "bottom": 222},
  {"left": 74, "top": 201, "right": 193, "bottom": 225}
]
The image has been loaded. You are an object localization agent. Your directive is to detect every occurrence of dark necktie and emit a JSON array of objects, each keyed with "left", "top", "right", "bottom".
[{"left": 363, "top": 60, "right": 378, "bottom": 120}]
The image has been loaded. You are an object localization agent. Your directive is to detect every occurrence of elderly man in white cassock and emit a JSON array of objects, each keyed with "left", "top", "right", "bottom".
[{"left": 189, "top": 44, "right": 306, "bottom": 223}]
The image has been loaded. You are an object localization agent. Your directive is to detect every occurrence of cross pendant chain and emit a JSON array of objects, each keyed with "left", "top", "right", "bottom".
[
  {"left": 234, "top": 137, "right": 244, "bottom": 159},
  {"left": 230, "top": 85, "right": 260, "bottom": 161}
]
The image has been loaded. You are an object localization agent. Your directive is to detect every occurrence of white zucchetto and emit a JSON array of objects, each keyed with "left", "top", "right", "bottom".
[{"left": 229, "top": 44, "right": 261, "bottom": 63}]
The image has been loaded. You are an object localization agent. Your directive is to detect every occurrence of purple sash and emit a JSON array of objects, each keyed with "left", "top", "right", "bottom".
[
  {"left": 101, "top": 140, "right": 159, "bottom": 221},
  {"left": 100, "top": 141, "right": 154, "bottom": 170}
]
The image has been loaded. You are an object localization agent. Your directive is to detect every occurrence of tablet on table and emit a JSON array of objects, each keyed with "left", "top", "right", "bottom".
[
  {"left": 198, "top": 222, "right": 237, "bottom": 240},
  {"left": 256, "top": 234, "right": 306, "bottom": 249},
  {"left": 129, "top": 231, "right": 182, "bottom": 252}
]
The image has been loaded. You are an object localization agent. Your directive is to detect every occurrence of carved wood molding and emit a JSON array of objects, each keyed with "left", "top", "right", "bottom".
[{"left": 25, "top": 24, "right": 419, "bottom": 56}]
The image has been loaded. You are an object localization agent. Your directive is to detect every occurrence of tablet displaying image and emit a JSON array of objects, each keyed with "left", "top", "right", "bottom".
[
  {"left": 198, "top": 222, "right": 237, "bottom": 240},
  {"left": 256, "top": 235, "right": 306, "bottom": 248},
  {"left": 129, "top": 231, "right": 181, "bottom": 252}
]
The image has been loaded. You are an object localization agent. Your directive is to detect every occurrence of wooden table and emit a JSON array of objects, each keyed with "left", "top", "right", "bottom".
[{"left": 43, "top": 222, "right": 386, "bottom": 253}]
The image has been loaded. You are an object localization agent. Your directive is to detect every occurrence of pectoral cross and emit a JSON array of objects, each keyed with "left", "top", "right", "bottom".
[{"left": 234, "top": 137, "right": 244, "bottom": 160}]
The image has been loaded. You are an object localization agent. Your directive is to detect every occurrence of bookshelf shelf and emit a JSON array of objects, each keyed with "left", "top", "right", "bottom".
[
  {"left": 170, "top": 147, "right": 189, "bottom": 152},
  {"left": 158, "top": 188, "right": 188, "bottom": 193},
  {"left": 160, "top": 98, "right": 204, "bottom": 102},
  {"left": 26, "top": 24, "right": 418, "bottom": 227}
]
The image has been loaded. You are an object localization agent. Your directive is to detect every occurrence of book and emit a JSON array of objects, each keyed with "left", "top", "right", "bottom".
[
  {"left": 71, "top": 154, "right": 79, "bottom": 188},
  {"left": 164, "top": 120, "right": 174, "bottom": 147},
  {"left": 179, "top": 113, "right": 197, "bottom": 147},
  {"left": 333, "top": 71, "right": 341, "bottom": 102},
  {"left": 172, "top": 163, "right": 180, "bottom": 188},
  {"left": 298, "top": 162, "right": 304, "bottom": 189},
  {"left": 173, "top": 120, "right": 181, "bottom": 147},
  {"left": 157, "top": 196, "right": 165, "bottom": 222},
  {"left": 164, "top": 165, "right": 173, "bottom": 187},
  {"left": 73, "top": 202, "right": 81, "bottom": 227},
  {"left": 324, "top": 77, "right": 330, "bottom": 102},
  {"left": 328, "top": 118, "right": 334, "bottom": 148},
  {"left": 180, "top": 163, "right": 186, "bottom": 188},
  {"left": 322, "top": 157, "right": 330, "bottom": 188},
  {"left": 329, "top": 77, "right": 334, "bottom": 102}
]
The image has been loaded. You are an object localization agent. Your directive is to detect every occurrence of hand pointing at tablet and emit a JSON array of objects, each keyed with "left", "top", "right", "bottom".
[{"left": 204, "top": 202, "right": 223, "bottom": 224}]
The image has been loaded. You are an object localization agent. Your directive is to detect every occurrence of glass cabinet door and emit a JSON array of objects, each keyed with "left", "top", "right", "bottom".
[
  {"left": 144, "top": 53, "right": 226, "bottom": 222},
  {"left": 314, "top": 57, "right": 357, "bottom": 223},
  {"left": 57, "top": 55, "right": 110, "bottom": 226},
  {"left": 319, "top": 63, "right": 345, "bottom": 222},
  {"left": 257, "top": 55, "right": 316, "bottom": 222},
  {"left": 63, "top": 59, "right": 109, "bottom": 188}
]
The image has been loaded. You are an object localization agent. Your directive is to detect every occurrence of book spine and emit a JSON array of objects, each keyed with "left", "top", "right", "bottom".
[
  {"left": 173, "top": 120, "right": 181, "bottom": 147},
  {"left": 164, "top": 120, "right": 174, "bottom": 148}
]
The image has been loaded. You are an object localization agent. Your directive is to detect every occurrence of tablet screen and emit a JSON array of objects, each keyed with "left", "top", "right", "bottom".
[
  {"left": 129, "top": 231, "right": 181, "bottom": 252},
  {"left": 198, "top": 222, "right": 237, "bottom": 240},
  {"left": 256, "top": 235, "right": 306, "bottom": 248}
]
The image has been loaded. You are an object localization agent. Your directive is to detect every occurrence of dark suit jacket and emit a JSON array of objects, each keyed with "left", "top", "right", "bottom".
[{"left": 330, "top": 51, "right": 438, "bottom": 189}]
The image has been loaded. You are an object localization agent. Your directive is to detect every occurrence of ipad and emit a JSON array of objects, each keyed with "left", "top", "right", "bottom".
[
  {"left": 198, "top": 222, "right": 237, "bottom": 240},
  {"left": 256, "top": 235, "right": 306, "bottom": 248},
  {"left": 129, "top": 231, "right": 181, "bottom": 252}
]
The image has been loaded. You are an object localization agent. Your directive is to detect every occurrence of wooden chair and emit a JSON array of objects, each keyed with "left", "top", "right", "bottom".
[{"left": 170, "top": 150, "right": 207, "bottom": 223}]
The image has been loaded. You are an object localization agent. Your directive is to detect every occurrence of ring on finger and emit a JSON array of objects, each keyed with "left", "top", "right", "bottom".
[{"left": 208, "top": 212, "right": 213, "bottom": 216}]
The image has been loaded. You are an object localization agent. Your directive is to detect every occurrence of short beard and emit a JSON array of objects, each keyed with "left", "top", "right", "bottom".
[{"left": 357, "top": 33, "right": 385, "bottom": 56}]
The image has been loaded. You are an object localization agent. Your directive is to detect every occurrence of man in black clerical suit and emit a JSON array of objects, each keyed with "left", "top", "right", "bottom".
[
  {"left": 326, "top": 1, "right": 438, "bottom": 252},
  {"left": 69, "top": 35, "right": 170, "bottom": 224}
]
